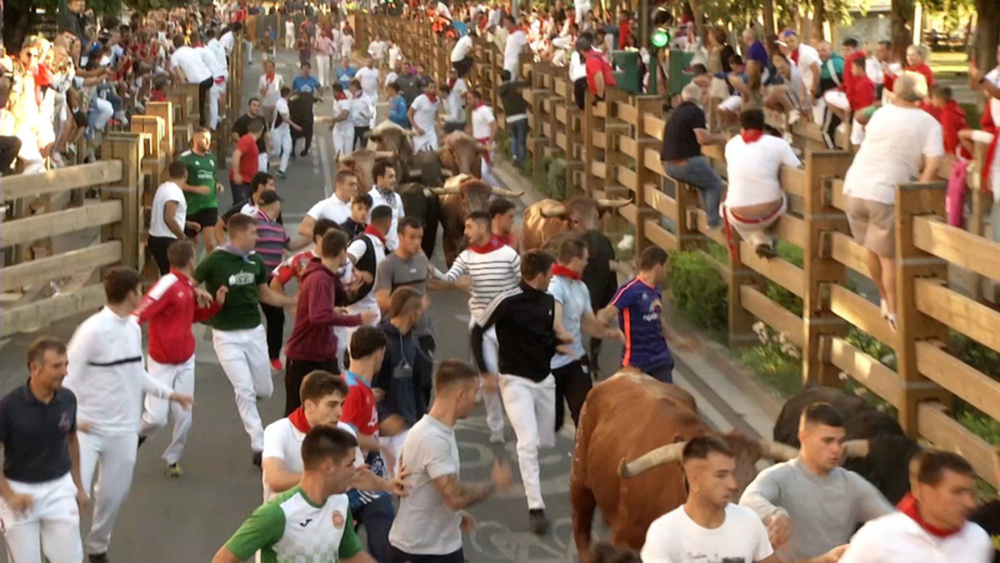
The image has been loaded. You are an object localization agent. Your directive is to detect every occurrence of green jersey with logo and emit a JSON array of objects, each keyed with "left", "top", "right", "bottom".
[
  {"left": 224, "top": 487, "right": 362, "bottom": 563},
  {"left": 179, "top": 149, "right": 218, "bottom": 213},
  {"left": 194, "top": 248, "right": 266, "bottom": 331}
]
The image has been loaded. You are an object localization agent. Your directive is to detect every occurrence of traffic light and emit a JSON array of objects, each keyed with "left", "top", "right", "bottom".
[
  {"left": 650, "top": 5, "right": 672, "bottom": 49},
  {"left": 651, "top": 27, "right": 670, "bottom": 48}
]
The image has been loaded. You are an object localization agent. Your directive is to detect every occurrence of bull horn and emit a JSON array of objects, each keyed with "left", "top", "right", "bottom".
[
  {"left": 375, "top": 150, "right": 396, "bottom": 159},
  {"left": 597, "top": 197, "right": 632, "bottom": 209},
  {"left": 842, "top": 439, "right": 870, "bottom": 458},
  {"left": 758, "top": 440, "right": 800, "bottom": 462},
  {"left": 338, "top": 155, "right": 355, "bottom": 164},
  {"left": 428, "top": 186, "right": 462, "bottom": 195},
  {"left": 441, "top": 169, "right": 454, "bottom": 178},
  {"left": 540, "top": 204, "right": 567, "bottom": 218},
  {"left": 406, "top": 169, "right": 423, "bottom": 178},
  {"left": 618, "top": 442, "right": 687, "bottom": 479},
  {"left": 491, "top": 186, "right": 524, "bottom": 197}
]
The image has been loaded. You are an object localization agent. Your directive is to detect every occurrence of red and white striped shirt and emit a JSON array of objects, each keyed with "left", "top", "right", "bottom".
[{"left": 134, "top": 270, "right": 221, "bottom": 364}]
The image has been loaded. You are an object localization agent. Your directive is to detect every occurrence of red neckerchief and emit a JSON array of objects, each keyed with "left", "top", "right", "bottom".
[
  {"left": 364, "top": 224, "right": 386, "bottom": 245},
  {"left": 192, "top": 42, "right": 204, "bottom": 47},
  {"left": 897, "top": 493, "right": 962, "bottom": 538},
  {"left": 334, "top": 92, "right": 347, "bottom": 100},
  {"left": 265, "top": 72, "right": 275, "bottom": 83},
  {"left": 741, "top": 129, "right": 764, "bottom": 143},
  {"left": 790, "top": 48, "right": 800, "bottom": 64},
  {"left": 289, "top": 407, "right": 311, "bottom": 433},
  {"left": 474, "top": 101, "right": 485, "bottom": 110},
  {"left": 552, "top": 263, "right": 581, "bottom": 280},
  {"left": 468, "top": 235, "right": 504, "bottom": 254},
  {"left": 426, "top": 93, "right": 438, "bottom": 103}
]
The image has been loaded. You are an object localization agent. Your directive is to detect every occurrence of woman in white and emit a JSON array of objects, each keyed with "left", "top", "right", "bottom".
[
  {"left": 408, "top": 82, "right": 442, "bottom": 152},
  {"left": 722, "top": 108, "right": 802, "bottom": 257}
]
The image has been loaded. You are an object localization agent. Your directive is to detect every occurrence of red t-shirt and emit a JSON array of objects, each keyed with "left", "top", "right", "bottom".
[
  {"left": 585, "top": 50, "right": 616, "bottom": 97},
  {"left": 342, "top": 372, "right": 379, "bottom": 436},
  {"left": 231, "top": 133, "right": 259, "bottom": 182},
  {"left": 845, "top": 75, "right": 876, "bottom": 111},
  {"left": 618, "top": 21, "right": 632, "bottom": 50},
  {"left": 272, "top": 249, "right": 316, "bottom": 287}
]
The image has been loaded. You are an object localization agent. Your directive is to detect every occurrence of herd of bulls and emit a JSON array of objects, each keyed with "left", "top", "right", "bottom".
[{"left": 570, "top": 373, "right": 922, "bottom": 561}]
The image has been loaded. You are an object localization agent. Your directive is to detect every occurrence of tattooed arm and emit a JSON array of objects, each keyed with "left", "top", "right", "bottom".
[{"left": 432, "top": 458, "right": 512, "bottom": 511}]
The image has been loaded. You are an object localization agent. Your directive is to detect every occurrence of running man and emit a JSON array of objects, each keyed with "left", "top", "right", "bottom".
[
  {"left": 0, "top": 338, "right": 86, "bottom": 563},
  {"left": 213, "top": 426, "right": 376, "bottom": 563},
  {"left": 135, "top": 241, "right": 225, "bottom": 477},
  {"left": 194, "top": 214, "right": 296, "bottom": 466},
  {"left": 65, "top": 268, "right": 193, "bottom": 562},
  {"left": 180, "top": 127, "right": 224, "bottom": 252},
  {"left": 471, "top": 250, "right": 565, "bottom": 534}
]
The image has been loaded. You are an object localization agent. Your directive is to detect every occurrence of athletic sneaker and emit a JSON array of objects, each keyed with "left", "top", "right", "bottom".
[
  {"left": 253, "top": 451, "right": 263, "bottom": 468},
  {"left": 167, "top": 463, "right": 183, "bottom": 478},
  {"left": 528, "top": 509, "right": 549, "bottom": 535},
  {"left": 489, "top": 430, "right": 505, "bottom": 444},
  {"left": 275, "top": 170, "right": 287, "bottom": 179},
  {"left": 88, "top": 553, "right": 109, "bottom": 563}
]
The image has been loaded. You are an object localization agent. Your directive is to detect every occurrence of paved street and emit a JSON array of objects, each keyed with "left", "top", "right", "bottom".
[{"left": 0, "top": 47, "right": 768, "bottom": 562}]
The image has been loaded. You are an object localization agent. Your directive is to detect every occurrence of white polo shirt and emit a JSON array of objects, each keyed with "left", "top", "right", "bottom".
[
  {"left": 503, "top": 29, "right": 527, "bottom": 75},
  {"left": 149, "top": 181, "right": 186, "bottom": 238},
  {"left": 170, "top": 46, "right": 212, "bottom": 84},
  {"left": 261, "top": 418, "right": 363, "bottom": 501},
  {"left": 724, "top": 134, "right": 802, "bottom": 207},
  {"left": 471, "top": 104, "right": 496, "bottom": 140},
  {"left": 839, "top": 512, "right": 992, "bottom": 563},
  {"left": 451, "top": 35, "right": 473, "bottom": 62},
  {"left": 306, "top": 194, "right": 352, "bottom": 224}
]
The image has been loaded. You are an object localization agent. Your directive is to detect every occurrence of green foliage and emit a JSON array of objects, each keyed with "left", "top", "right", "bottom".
[
  {"left": 735, "top": 330, "right": 803, "bottom": 399},
  {"left": 668, "top": 250, "right": 729, "bottom": 333},
  {"left": 950, "top": 332, "right": 1000, "bottom": 377},
  {"left": 954, "top": 400, "right": 1000, "bottom": 445}
]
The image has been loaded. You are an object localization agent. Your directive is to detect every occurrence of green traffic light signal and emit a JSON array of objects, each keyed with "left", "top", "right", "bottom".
[{"left": 651, "top": 28, "right": 670, "bottom": 49}]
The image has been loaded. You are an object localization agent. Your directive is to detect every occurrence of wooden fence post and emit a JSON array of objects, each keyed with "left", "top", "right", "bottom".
[
  {"left": 894, "top": 182, "right": 952, "bottom": 437},
  {"left": 101, "top": 136, "right": 143, "bottom": 270},
  {"left": 802, "top": 151, "right": 854, "bottom": 387},
  {"left": 528, "top": 62, "right": 553, "bottom": 174},
  {"left": 632, "top": 95, "right": 662, "bottom": 256}
]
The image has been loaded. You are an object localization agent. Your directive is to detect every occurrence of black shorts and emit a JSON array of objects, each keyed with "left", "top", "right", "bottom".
[
  {"left": 452, "top": 56, "right": 473, "bottom": 77},
  {"left": 72, "top": 110, "right": 88, "bottom": 128},
  {"left": 574, "top": 77, "right": 588, "bottom": 110},
  {"left": 185, "top": 207, "right": 218, "bottom": 238}
]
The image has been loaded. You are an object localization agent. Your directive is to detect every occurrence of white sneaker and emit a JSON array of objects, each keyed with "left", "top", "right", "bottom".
[
  {"left": 788, "top": 110, "right": 801, "bottom": 126},
  {"left": 879, "top": 299, "right": 889, "bottom": 319},
  {"left": 489, "top": 430, "right": 505, "bottom": 444}
]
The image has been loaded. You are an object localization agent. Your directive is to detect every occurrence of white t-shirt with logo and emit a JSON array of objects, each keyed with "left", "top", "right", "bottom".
[
  {"left": 306, "top": 194, "right": 352, "bottom": 224},
  {"left": 261, "top": 418, "right": 362, "bottom": 501},
  {"left": 149, "top": 181, "right": 186, "bottom": 238},
  {"left": 451, "top": 35, "right": 473, "bottom": 62},
  {"left": 471, "top": 104, "right": 496, "bottom": 139},
  {"left": 641, "top": 503, "right": 774, "bottom": 563},
  {"left": 843, "top": 103, "right": 944, "bottom": 205},
  {"left": 724, "top": 134, "right": 802, "bottom": 207},
  {"left": 170, "top": 46, "right": 212, "bottom": 84}
]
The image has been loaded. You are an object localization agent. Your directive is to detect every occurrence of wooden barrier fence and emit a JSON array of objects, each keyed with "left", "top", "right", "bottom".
[{"left": 357, "top": 13, "right": 1000, "bottom": 487}]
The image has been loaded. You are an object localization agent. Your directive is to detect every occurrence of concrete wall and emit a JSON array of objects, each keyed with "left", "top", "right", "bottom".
[{"left": 833, "top": 12, "right": 892, "bottom": 46}]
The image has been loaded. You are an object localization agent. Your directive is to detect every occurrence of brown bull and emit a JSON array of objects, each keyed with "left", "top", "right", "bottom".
[
  {"left": 438, "top": 131, "right": 490, "bottom": 178},
  {"left": 338, "top": 149, "right": 395, "bottom": 193},
  {"left": 431, "top": 174, "right": 522, "bottom": 266},
  {"left": 522, "top": 197, "right": 631, "bottom": 252},
  {"left": 570, "top": 371, "right": 798, "bottom": 561},
  {"left": 367, "top": 121, "right": 416, "bottom": 181}
]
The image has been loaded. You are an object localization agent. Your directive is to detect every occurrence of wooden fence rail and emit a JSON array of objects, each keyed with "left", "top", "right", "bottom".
[{"left": 357, "top": 13, "right": 1000, "bottom": 487}]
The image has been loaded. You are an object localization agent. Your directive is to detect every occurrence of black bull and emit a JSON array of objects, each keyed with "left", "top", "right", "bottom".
[{"left": 396, "top": 182, "right": 442, "bottom": 258}]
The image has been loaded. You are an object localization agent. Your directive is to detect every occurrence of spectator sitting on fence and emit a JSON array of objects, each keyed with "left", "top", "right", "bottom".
[
  {"left": 841, "top": 74, "right": 943, "bottom": 332},
  {"left": 661, "top": 83, "right": 728, "bottom": 230},
  {"left": 719, "top": 58, "right": 763, "bottom": 126},
  {"left": 763, "top": 52, "right": 806, "bottom": 130},
  {"left": 722, "top": 108, "right": 802, "bottom": 258}
]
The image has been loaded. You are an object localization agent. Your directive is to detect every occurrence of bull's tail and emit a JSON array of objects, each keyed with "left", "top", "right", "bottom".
[{"left": 571, "top": 397, "right": 599, "bottom": 562}]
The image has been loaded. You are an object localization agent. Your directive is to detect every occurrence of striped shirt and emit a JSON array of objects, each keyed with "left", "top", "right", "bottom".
[
  {"left": 435, "top": 245, "right": 521, "bottom": 318},
  {"left": 610, "top": 277, "right": 672, "bottom": 369},
  {"left": 253, "top": 209, "right": 291, "bottom": 271}
]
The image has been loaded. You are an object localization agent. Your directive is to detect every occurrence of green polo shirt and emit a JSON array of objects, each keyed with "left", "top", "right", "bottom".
[
  {"left": 194, "top": 248, "right": 267, "bottom": 331},
  {"left": 179, "top": 149, "right": 219, "bottom": 214}
]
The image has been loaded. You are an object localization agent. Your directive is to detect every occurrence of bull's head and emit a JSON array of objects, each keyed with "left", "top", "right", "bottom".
[
  {"left": 339, "top": 150, "right": 396, "bottom": 193},
  {"left": 540, "top": 196, "right": 632, "bottom": 231},
  {"left": 367, "top": 122, "right": 416, "bottom": 179},
  {"left": 438, "top": 132, "right": 491, "bottom": 178},
  {"left": 429, "top": 174, "right": 523, "bottom": 213}
]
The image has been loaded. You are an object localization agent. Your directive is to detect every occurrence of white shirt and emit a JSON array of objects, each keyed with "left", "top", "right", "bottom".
[
  {"left": 839, "top": 512, "right": 992, "bottom": 563},
  {"left": 410, "top": 94, "right": 440, "bottom": 134},
  {"left": 149, "top": 181, "right": 186, "bottom": 238},
  {"left": 368, "top": 40, "right": 388, "bottom": 59},
  {"left": 795, "top": 43, "right": 821, "bottom": 94},
  {"left": 640, "top": 503, "right": 774, "bottom": 563},
  {"left": 503, "top": 29, "right": 527, "bottom": 74},
  {"left": 986, "top": 69, "right": 1000, "bottom": 124},
  {"left": 569, "top": 49, "right": 591, "bottom": 81},
  {"left": 843, "top": 103, "right": 944, "bottom": 204},
  {"left": 219, "top": 31, "right": 235, "bottom": 54},
  {"left": 259, "top": 73, "right": 284, "bottom": 107},
  {"left": 273, "top": 97, "right": 291, "bottom": 131},
  {"left": 386, "top": 71, "right": 399, "bottom": 85},
  {"left": 261, "top": 418, "right": 363, "bottom": 501},
  {"left": 306, "top": 194, "right": 352, "bottom": 224},
  {"left": 865, "top": 57, "right": 884, "bottom": 85},
  {"left": 369, "top": 188, "right": 405, "bottom": 251},
  {"left": 285, "top": 20, "right": 294, "bottom": 36},
  {"left": 388, "top": 45, "right": 403, "bottom": 68},
  {"left": 332, "top": 96, "right": 354, "bottom": 133},
  {"left": 356, "top": 66, "right": 380, "bottom": 96},
  {"left": 350, "top": 92, "right": 374, "bottom": 126},
  {"left": 195, "top": 45, "right": 225, "bottom": 79},
  {"left": 170, "top": 45, "right": 212, "bottom": 84},
  {"left": 207, "top": 39, "right": 228, "bottom": 72},
  {"left": 345, "top": 234, "right": 387, "bottom": 313},
  {"left": 64, "top": 308, "right": 173, "bottom": 434},
  {"left": 724, "top": 134, "right": 802, "bottom": 207},
  {"left": 340, "top": 34, "right": 355, "bottom": 52},
  {"left": 435, "top": 1, "right": 452, "bottom": 19},
  {"left": 446, "top": 78, "right": 468, "bottom": 123},
  {"left": 471, "top": 104, "right": 496, "bottom": 139},
  {"left": 451, "top": 35, "right": 473, "bottom": 62}
]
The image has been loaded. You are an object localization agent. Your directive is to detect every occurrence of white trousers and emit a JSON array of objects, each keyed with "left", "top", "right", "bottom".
[
  {"left": 258, "top": 152, "right": 270, "bottom": 173},
  {"left": 823, "top": 90, "right": 851, "bottom": 111},
  {"left": 412, "top": 130, "right": 439, "bottom": 153},
  {"left": 78, "top": 431, "right": 138, "bottom": 554},
  {"left": 92, "top": 98, "right": 114, "bottom": 131},
  {"left": 498, "top": 374, "right": 556, "bottom": 510},
  {"left": 212, "top": 325, "right": 273, "bottom": 451},
  {"left": 316, "top": 54, "right": 331, "bottom": 87},
  {"left": 723, "top": 194, "right": 788, "bottom": 248},
  {"left": 141, "top": 355, "right": 196, "bottom": 465},
  {"left": 209, "top": 80, "right": 225, "bottom": 130},
  {"left": 0, "top": 473, "right": 83, "bottom": 563},
  {"left": 285, "top": 32, "right": 295, "bottom": 50},
  {"left": 469, "top": 320, "right": 504, "bottom": 434},
  {"left": 270, "top": 127, "right": 293, "bottom": 173},
  {"left": 333, "top": 128, "right": 355, "bottom": 158}
]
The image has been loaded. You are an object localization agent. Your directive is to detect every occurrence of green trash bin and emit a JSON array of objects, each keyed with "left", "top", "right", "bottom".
[
  {"left": 667, "top": 49, "right": 695, "bottom": 97},
  {"left": 612, "top": 50, "right": 642, "bottom": 94}
]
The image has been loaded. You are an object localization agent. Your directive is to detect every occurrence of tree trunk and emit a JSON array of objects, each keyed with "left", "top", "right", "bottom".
[
  {"left": 976, "top": 0, "right": 999, "bottom": 71},
  {"left": 811, "top": 0, "right": 823, "bottom": 45},
  {"left": 763, "top": 0, "right": 775, "bottom": 35},
  {"left": 690, "top": 0, "right": 703, "bottom": 37},
  {"left": 890, "top": 0, "right": 913, "bottom": 62}
]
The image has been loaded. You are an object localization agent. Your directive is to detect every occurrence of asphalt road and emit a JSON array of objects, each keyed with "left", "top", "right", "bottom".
[{"left": 0, "top": 47, "right": 766, "bottom": 563}]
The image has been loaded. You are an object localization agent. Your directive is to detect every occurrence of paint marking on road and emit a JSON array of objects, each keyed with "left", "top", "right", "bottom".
[{"left": 319, "top": 135, "right": 333, "bottom": 198}]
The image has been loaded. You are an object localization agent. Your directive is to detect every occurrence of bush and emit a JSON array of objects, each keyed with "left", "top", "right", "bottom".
[
  {"left": 668, "top": 250, "right": 728, "bottom": 333},
  {"left": 736, "top": 323, "right": 803, "bottom": 398}
]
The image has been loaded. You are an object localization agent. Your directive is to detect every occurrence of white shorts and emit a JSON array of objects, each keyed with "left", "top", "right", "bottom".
[
  {"left": 718, "top": 94, "right": 742, "bottom": 113},
  {"left": 823, "top": 90, "right": 850, "bottom": 111}
]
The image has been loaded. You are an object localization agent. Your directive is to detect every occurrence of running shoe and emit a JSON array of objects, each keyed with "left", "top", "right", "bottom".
[{"left": 167, "top": 463, "right": 183, "bottom": 478}]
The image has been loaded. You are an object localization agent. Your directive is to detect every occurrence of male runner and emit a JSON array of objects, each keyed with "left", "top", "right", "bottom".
[
  {"left": 194, "top": 214, "right": 296, "bottom": 466},
  {"left": 180, "top": 127, "right": 224, "bottom": 252}
]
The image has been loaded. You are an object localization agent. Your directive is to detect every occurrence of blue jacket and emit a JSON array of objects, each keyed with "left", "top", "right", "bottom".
[{"left": 388, "top": 95, "right": 408, "bottom": 128}]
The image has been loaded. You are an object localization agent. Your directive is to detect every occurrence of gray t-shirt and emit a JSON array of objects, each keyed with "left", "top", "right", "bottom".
[
  {"left": 375, "top": 252, "right": 434, "bottom": 338},
  {"left": 388, "top": 414, "right": 462, "bottom": 555},
  {"left": 739, "top": 457, "right": 894, "bottom": 561},
  {"left": 549, "top": 274, "right": 592, "bottom": 369}
]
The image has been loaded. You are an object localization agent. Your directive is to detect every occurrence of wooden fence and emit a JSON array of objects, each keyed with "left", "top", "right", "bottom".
[{"left": 356, "top": 13, "right": 1000, "bottom": 487}]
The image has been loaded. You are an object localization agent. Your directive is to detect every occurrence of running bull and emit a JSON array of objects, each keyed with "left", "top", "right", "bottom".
[
  {"left": 773, "top": 385, "right": 922, "bottom": 505},
  {"left": 570, "top": 370, "right": 800, "bottom": 561},
  {"left": 338, "top": 149, "right": 396, "bottom": 193},
  {"left": 521, "top": 197, "right": 630, "bottom": 252},
  {"left": 368, "top": 123, "right": 484, "bottom": 184}
]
